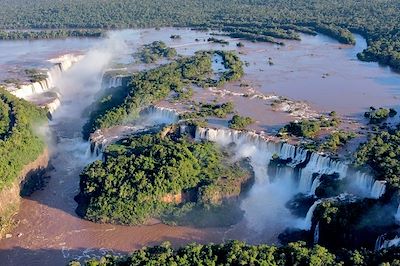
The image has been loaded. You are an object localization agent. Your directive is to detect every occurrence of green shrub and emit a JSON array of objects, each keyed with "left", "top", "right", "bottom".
[{"left": 228, "top": 115, "right": 254, "bottom": 130}]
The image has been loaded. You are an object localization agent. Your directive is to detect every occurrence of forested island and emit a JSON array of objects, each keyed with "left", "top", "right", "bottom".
[
  {"left": 0, "top": 0, "right": 399, "bottom": 70},
  {"left": 76, "top": 128, "right": 249, "bottom": 226},
  {"left": 83, "top": 50, "right": 243, "bottom": 138},
  {"left": 135, "top": 41, "right": 177, "bottom": 64}
]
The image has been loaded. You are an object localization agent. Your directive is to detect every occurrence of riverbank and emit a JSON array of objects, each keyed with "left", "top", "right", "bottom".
[{"left": 0, "top": 149, "right": 49, "bottom": 239}]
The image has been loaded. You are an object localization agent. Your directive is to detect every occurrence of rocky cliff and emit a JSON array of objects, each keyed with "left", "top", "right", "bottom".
[{"left": 0, "top": 148, "right": 49, "bottom": 238}]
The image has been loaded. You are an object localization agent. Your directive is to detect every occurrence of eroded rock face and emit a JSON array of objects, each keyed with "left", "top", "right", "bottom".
[{"left": 0, "top": 149, "right": 50, "bottom": 238}]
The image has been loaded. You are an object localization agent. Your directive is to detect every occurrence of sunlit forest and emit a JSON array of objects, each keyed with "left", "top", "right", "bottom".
[{"left": 0, "top": 0, "right": 399, "bottom": 69}]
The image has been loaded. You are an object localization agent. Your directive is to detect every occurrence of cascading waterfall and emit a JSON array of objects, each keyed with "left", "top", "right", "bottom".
[
  {"left": 280, "top": 143, "right": 308, "bottom": 167},
  {"left": 275, "top": 167, "right": 295, "bottom": 182},
  {"left": 88, "top": 105, "right": 179, "bottom": 156},
  {"left": 140, "top": 106, "right": 179, "bottom": 125},
  {"left": 194, "top": 126, "right": 386, "bottom": 234},
  {"left": 109, "top": 76, "right": 123, "bottom": 88},
  {"left": 195, "top": 127, "right": 383, "bottom": 198},
  {"left": 298, "top": 153, "right": 348, "bottom": 194},
  {"left": 395, "top": 204, "right": 400, "bottom": 224},
  {"left": 310, "top": 175, "right": 321, "bottom": 195},
  {"left": 352, "top": 172, "right": 386, "bottom": 199},
  {"left": 9, "top": 54, "right": 84, "bottom": 100},
  {"left": 370, "top": 180, "right": 386, "bottom": 199},
  {"left": 375, "top": 234, "right": 400, "bottom": 250},
  {"left": 353, "top": 172, "right": 374, "bottom": 195},
  {"left": 314, "top": 222, "right": 320, "bottom": 244},
  {"left": 101, "top": 73, "right": 125, "bottom": 89},
  {"left": 375, "top": 234, "right": 385, "bottom": 251},
  {"left": 300, "top": 200, "right": 321, "bottom": 230}
]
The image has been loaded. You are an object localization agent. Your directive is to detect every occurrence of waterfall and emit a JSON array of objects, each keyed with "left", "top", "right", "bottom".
[
  {"left": 310, "top": 175, "right": 321, "bottom": 195},
  {"left": 275, "top": 167, "right": 294, "bottom": 181},
  {"left": 298, "top": 152, "right": 349, "bottom": 193},
  {"left": 370, "top": 180, "right": 386, "bottom": 199},
  {"left": 195, "top": 127, "right": 385, "bottom": 198},
  {"left": 108, "top": 76, "right": 123, "bottom": 88},
  {"left": 314, "top": 222, "right": 320, "bottom": 244},
  {"left": 353, "top": 172, "right": 374, "bottom": 195},
  {"left": 375, "top": 234, "right": 385, "bottom": 251},
  {"left": 395, "top": 204, "right": 400, "bottom": 224},
  {"left": 299, "top": 200, "right": 321, "bottom": 230},
  {"left": 280, "top": 143, "right": 308, "bottom": 167},
  {"left": 88, "top": 106, "right": 179, "bottom": 156},
  {"left": 350, "top": 172, "right": 386, "bottom": 199},
  {"left": 8, "top": 54, "right": 83, "bottom": 100},
  {"left": 375, "top": 234, "right": 400, "bottom": 250},
  {"left": 46, "top": 98, "right": 61, "bottom": 114},
  {"left": 139, "top": 106, "right": 179, "bottom": 125},
  {"left": 298, "top": 170, "right": 314, "bottom": 193}
]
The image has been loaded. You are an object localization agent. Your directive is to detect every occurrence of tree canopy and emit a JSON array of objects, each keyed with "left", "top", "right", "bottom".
[
  {"left": 0, "top": 0, "right": 399, "bottom": 69},
  {"left": 77, "top": 130, "right": 248, "bottom": 225},
  {"left": 0, "top": 88, "right": 47, "bottom": 191}
]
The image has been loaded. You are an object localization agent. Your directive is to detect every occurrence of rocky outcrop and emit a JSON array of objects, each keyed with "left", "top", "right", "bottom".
[{"left": 0, "top": 148, "right": 50, "bottom": 238}]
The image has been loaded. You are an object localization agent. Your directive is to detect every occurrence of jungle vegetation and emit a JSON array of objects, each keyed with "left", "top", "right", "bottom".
[
  {"left": 76, "top": 130, "right": 248, "bottom": 225},
  {"left": 302, "top": 131, "right": 356, "bottom": 155},
  {"left": 364, "top": 107, "right": 397, "bottom": 124},
  {"left": 354, "top": 129, "right": 400, "bottom": 189},
  {"left": 279, "top": 115, "right": 340, "bottom": 139},
  {"left": 83, "top": 50, "right": 243, "bottom": 138},
  {"left": 228, "top": 115, "right": 254, "bottom": 130},
  {"left": 69, "top": 240, "right": 400, "bottom": 266},
  {"left": 0, "top": 0, "right": 399, "bottom": 69},
  {"left": 135, "top": 41, "right": 177, "bottom": 64},
  {"left": 179, "top": 101, "right": 235, "bottom": 120},
  {"left": 0, "top": 88, "right": 47, "bottom": 191}
]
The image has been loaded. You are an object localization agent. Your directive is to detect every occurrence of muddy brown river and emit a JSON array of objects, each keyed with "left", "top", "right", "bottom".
[{"left": 0, "top": 28, "right": 399, "bottom": 265}]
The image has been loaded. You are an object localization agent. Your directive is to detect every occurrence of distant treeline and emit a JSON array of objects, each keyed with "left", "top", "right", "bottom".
[{"left": 0, "top": 0, "right": 398, "bottom": 69}]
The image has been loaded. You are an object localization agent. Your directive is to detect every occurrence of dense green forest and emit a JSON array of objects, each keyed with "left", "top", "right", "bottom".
[
  {"left": 69, "top": 240, "right": 400, "bottom": 266},
  {"left": 0, "top": 0, "right": 398, "bottom": 69},
  {"left": 179, "top": 102, "right": 235, "bottom": 120},
  {"left": 0, "top": 88, "right": 47, "bottom": 191},
  {"left": 76, "top": 129, "right": 248, "bottom": 225},
  {"left": 135, "top": 41, "right": 177, "bottom": 64},
  {"left": 354, "top": 129, "right": 400, "bottom": 189},
  {"left": 279, "top": 115, "right": 340, "bottom": 139},
  {"left": 228, "top": 114, "right": 254, "bottom": 130},
  {"left": 0, "top": 98, "right": 11, "bottom": 138},
  {"left": 83, "top": 50, "right": 243, "bottom": 138},
  {"left": 364, "top": 107, "right": 397, "bottom": 124}
]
